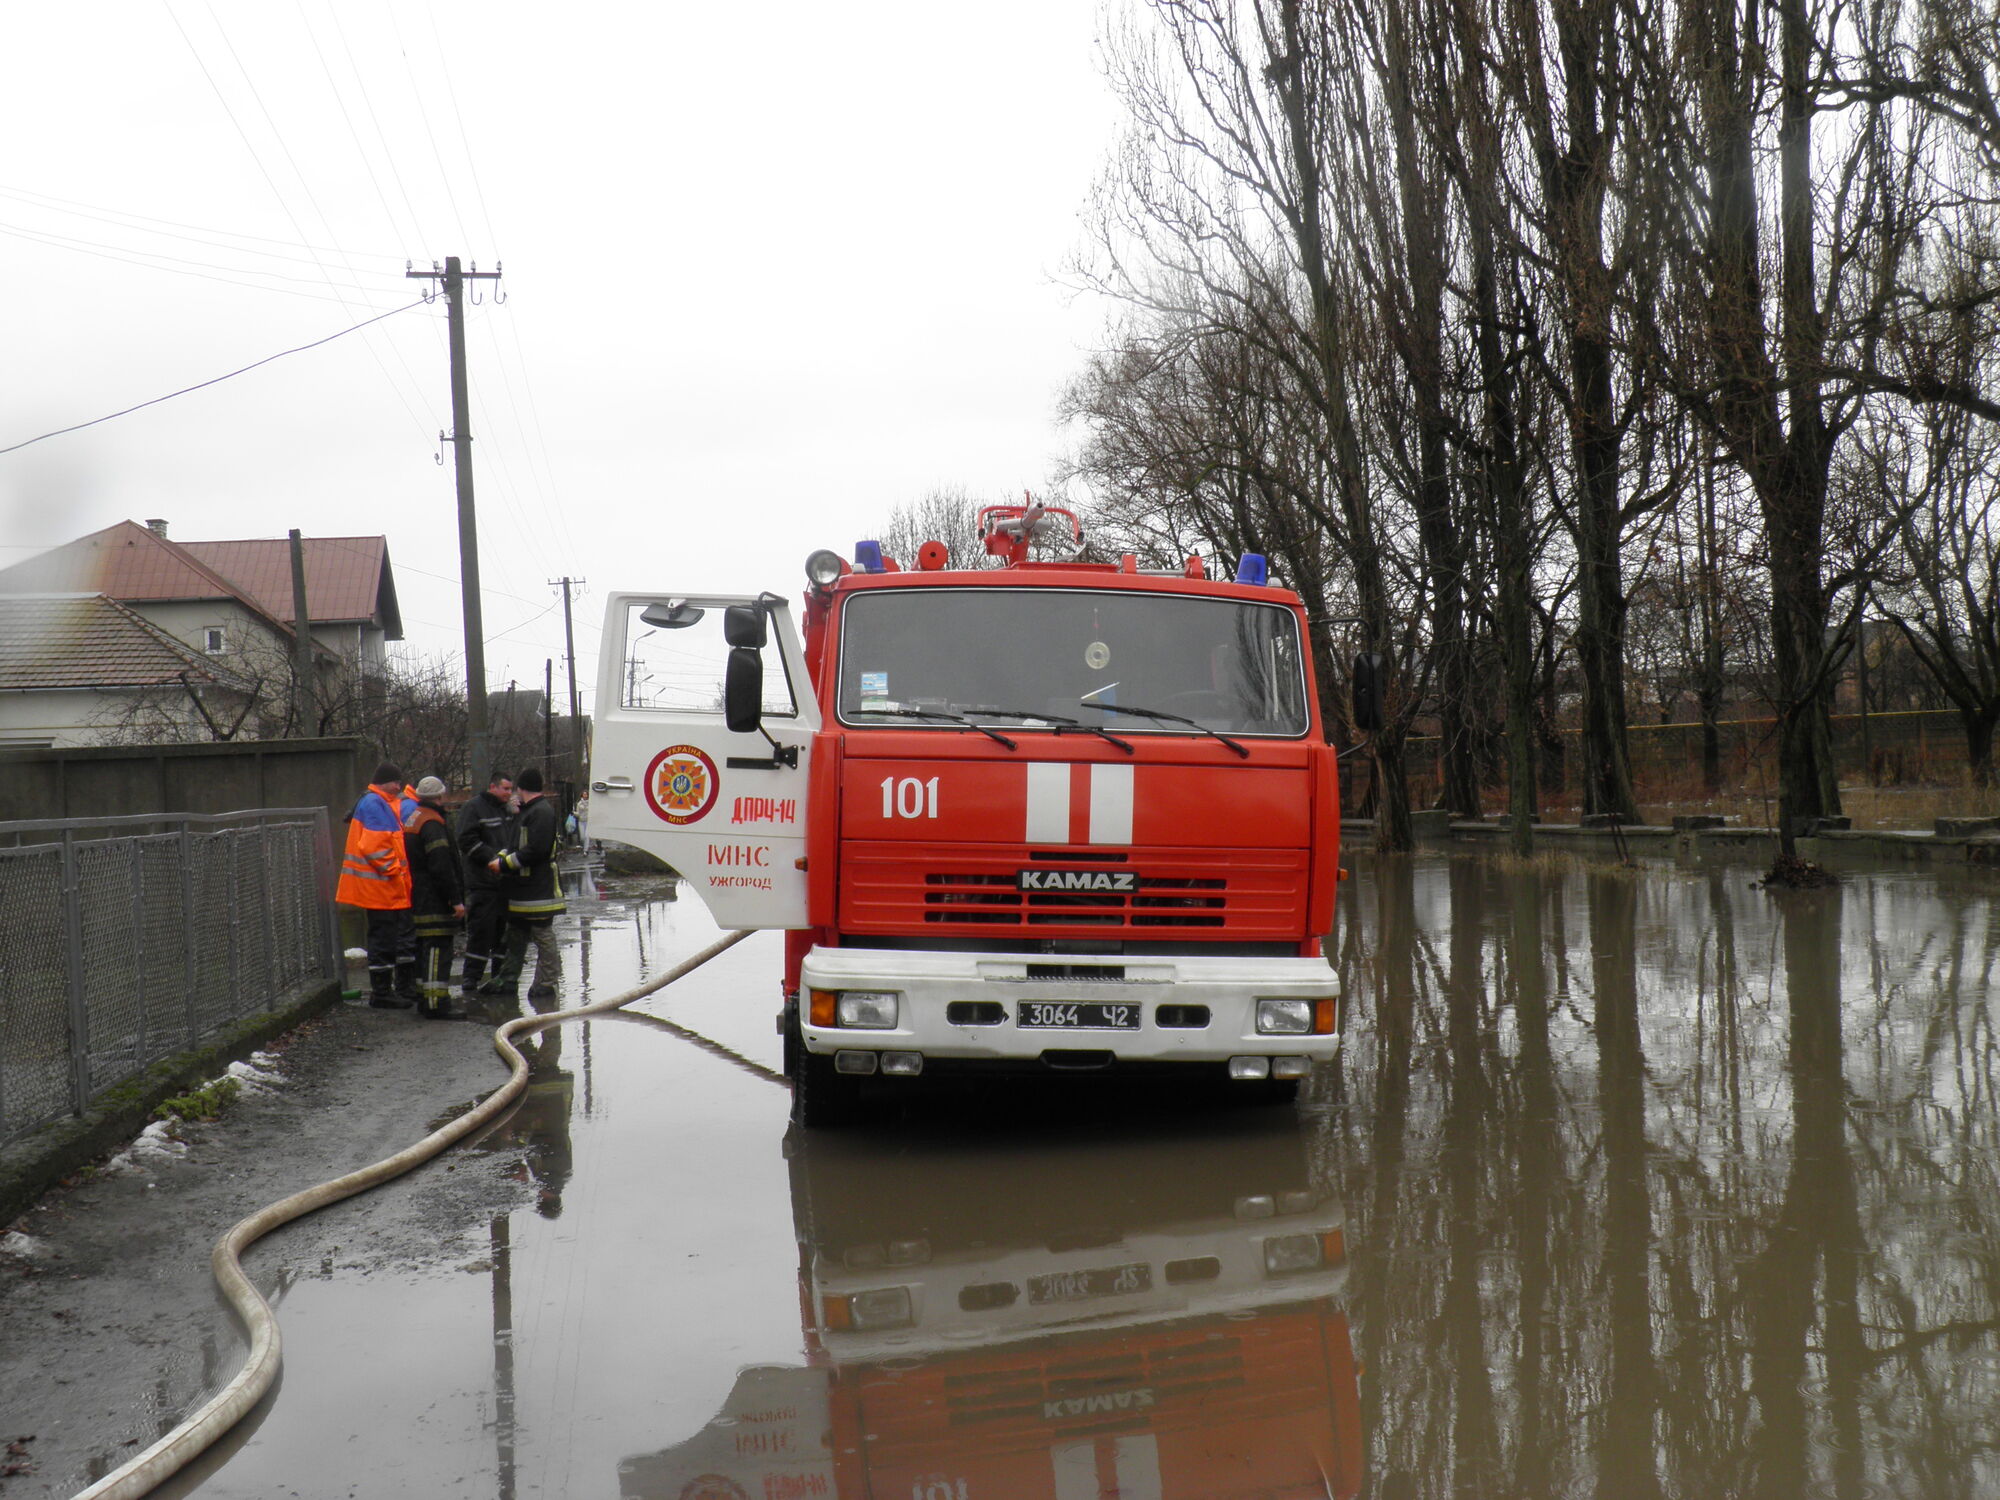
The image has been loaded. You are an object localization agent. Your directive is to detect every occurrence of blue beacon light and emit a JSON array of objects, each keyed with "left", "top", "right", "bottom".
[
  {"left": 1237, "top": 553, "right": 1269, "bottom": 586},
  {"left": 854, "top": 540, "right": 886, "bottom": 574}
]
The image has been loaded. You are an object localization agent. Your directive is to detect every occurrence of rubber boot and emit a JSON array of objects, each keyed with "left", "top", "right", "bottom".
[
  {"left": 481, "top": 930, "right": 526, "bottom": 997},
  {"left": 394, "top": 962, "right": 423, "bottom": 1004},
  {"left": 369, "top": 975, "right": 411, "bottom": 1010},
  {"left": 420, "top": 993, "right": 474, "bottom": 1021}
]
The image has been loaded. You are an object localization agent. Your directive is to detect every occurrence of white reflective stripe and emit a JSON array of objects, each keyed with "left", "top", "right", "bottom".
[
  {"left": 1112, "top": 1434, "right": 1163, "bottom": 1499},
  {"left": 1026, "top": 762, "right": 1071, "bottom": 843},
  {"left": 1049, "top": 1436, "right": 1161, "bottom": 1500},
  {"left": 1050, "top": 1440, "right": 1101, "bottom": 1500},
  {"left": 1088, "top": 763, "right": 1134, "bottom": 846}
]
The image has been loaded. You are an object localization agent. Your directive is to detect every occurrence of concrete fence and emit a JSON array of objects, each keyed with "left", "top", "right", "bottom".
[
  {"left": 0, "top": 808, "right": 338, "bottom": 1149},
  {"left": 0, "top": 737, "right": 366, "bottom": 833}
]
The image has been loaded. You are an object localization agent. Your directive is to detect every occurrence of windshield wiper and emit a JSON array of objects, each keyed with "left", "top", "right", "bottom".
[
  {"left": 963, "top": 707, "right": 1135, "bottom": 754},
  {"left": 850, "top": 705, "right": 1018, "bottom": 750},
  {"left": 1077, "top": 690, "right": 1249, "bottom": 758}
]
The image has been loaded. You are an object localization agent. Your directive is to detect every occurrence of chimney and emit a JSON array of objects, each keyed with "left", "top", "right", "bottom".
[{"left": 145, "top": 519, "right": 169, "bottom": 539}]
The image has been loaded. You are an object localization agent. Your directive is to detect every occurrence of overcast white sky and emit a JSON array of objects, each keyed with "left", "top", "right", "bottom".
[{"left": 0, "top": 3, "right": 1126, "bottom": 711}]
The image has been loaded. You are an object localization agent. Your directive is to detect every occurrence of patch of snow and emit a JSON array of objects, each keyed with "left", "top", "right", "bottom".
[
  {"left": 104, "top": 1120, "right": 188, "bottom": 1174},
  {"left": 0, "top": 1230, "right": 53, "bottom": 1261},
  {"left": 226, "top": 1058, "right": 283, "bottom": 1093},
  {"left": 343, "top": 947, "right": 368, "bottom": 961}
]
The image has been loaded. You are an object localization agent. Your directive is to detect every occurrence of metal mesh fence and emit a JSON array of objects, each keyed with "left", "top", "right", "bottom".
[{"left": 0, "top": 810, "right": 335, "bottom": 1149}]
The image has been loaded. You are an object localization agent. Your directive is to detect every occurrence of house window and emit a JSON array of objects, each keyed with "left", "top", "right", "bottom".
[{"left": 202, "top": 627, "right": 227, "bottom": 655}]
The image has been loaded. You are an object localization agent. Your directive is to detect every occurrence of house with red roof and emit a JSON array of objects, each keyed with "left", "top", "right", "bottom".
[{"left": 0, "top": 520, "right": 402, "bottom": 746}]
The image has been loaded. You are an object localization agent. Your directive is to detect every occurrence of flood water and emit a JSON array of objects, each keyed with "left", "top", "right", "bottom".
[{"left": 169, "top": 852, "right": 1999, "bottom": 1499}]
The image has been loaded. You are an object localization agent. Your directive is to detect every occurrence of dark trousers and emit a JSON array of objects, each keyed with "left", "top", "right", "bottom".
[
  {"left": 461, "top": 889, "right": 510, "bottom": 986},
  {"left": 412, "top": 912, "right": 458, "bottom": 998},
  {"left": 364, "top": 909, "right": 416, "bottom": 993}
]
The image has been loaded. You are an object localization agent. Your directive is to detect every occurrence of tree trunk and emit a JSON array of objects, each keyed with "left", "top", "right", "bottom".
[
  {"left": 1383, "top": 0, "right": 1479, "bottom": 820},
  {"left": 1964, "top": 704, "right": 1999, "bottom": 787},
  {"left": 1271, "top": 0, "right": 1412, "bottom": 851},
  {"left": 1573, "top": 328, "right": 1641, "bottom": 822}
]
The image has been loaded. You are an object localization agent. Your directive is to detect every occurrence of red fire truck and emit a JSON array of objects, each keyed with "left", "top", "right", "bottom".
[
  {"left": 591, "top": 505, "right": 1345, "bottom": 1125},
  {"left": 619, "top": 1114, "right": 1365, "bottom": 1500}
]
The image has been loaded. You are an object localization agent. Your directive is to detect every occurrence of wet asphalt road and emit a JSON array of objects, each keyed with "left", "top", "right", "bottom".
[{"left": 8, "top": 850, "right": 2000, "bottom": 1499}]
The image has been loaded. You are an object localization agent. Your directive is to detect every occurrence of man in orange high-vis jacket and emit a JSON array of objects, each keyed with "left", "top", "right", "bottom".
[{"left": 337, "top": 760, "right": 418, "bottom": 1007}]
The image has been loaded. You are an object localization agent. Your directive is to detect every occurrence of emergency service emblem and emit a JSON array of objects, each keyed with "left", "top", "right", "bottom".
[{"left": 645, "top": 744, "right": 721, "bottom": 825}]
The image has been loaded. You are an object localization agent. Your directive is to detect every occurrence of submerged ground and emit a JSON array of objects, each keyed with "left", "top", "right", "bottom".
[{"left": 1, "top": 852, "right": 1995, "bottom": 1498}]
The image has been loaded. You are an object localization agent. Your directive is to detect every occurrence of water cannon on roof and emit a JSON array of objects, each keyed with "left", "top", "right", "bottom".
[{"left": 977, "top": 493, "right": 1083, "bottom": 567}]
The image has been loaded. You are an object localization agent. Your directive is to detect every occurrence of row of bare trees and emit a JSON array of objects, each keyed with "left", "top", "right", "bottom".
[
  {"left": 98, "top": 641, "right": 577, "bottom": 793},
  {"left": 1053, "top": 0, "right": 2000, "bottom": 850}
]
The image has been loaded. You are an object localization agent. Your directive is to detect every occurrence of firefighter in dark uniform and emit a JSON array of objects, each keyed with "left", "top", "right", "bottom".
[
  {"left": 406, "top": 776, "right": 471, "bottom": 1020},
  {"left": 455, "top": 767, "right": 517, "bottom": 996},
  {"left": 498, "top": 765, "right": 566, "bottom": 999}
]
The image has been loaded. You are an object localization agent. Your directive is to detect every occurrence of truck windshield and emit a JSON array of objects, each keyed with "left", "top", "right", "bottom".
[{"left": 836, "top": 587, "right": 1310, "bottom": 737}]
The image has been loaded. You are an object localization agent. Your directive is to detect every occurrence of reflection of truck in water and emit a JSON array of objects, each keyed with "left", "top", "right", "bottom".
[
  {"left": 592, "top": 506, "right": 1349, "bottom": 1125},
  {"left": 619, "top": 1112, "right": 1363, "bottom": 1499}
]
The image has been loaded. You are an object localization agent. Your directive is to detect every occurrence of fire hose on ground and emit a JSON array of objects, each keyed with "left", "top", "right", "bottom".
[{"left": 73, "top": 928, "right": 756, "bottom": 1500}]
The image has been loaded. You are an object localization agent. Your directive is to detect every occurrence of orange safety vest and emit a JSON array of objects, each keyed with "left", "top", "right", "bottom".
[{"left": 336, "top": 782, "right": 412, "bottom": 910}]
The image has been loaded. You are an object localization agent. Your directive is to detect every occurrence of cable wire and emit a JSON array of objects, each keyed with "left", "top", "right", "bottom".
[{"left": 0, "top": 299, "right": 427, "bottom": 456}]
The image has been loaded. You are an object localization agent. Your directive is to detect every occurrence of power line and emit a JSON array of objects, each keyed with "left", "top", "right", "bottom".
[
  {"left": 0, "top": 218, "right": 405, "bottom": 289},
  {"left": 0, "top": 222, "right": 406, "bottom": 307},
  {"left": 0, "top": 181, "right": 410, "bottom": 260},
  {"left": 0, "top": 299, "right": 427, "bottom": 456}
]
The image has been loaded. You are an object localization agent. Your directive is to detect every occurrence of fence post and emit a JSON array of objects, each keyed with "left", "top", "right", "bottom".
[
  {"left": 179, "top": 820, "right": 197, "bottom": 1049},
  {"left": 129, "top": 841, "right": 148, "bottom": 1056},
  {"left": 261, "top": 824, "right": 280, "bottom": 1010},
  {"left": 60, "top": 829, "right": 90, "bottom": 1117},
  {"left": 316, "top": 809, "right": 339, "bottom": 987}
]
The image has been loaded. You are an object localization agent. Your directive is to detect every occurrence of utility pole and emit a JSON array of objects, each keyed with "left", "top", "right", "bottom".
[
  {"left": 408, "top": 255, "right": 502, "bottom": 785},
  {"left": 543, "top": 656, "right": 554, "bottom": 774},
  {"left": 549, "top": 576, "right": 585, "bottom": 786},
  {"left": 288, "top": 528, "right": 315, "bottom": 736}
]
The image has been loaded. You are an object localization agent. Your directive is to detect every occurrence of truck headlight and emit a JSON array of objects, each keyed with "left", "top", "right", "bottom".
[
  {"left": 805, "top": 548, "right": 846, "bottom": 586},
  {"left": 1263, "top": 1233, "right": 1328, "bottom": 1274},
  {"left": 823, "top": 1286, "right": 914, "bottom": 1331},
  {"left": 837, "top": 991, "right": 899, "bottom": 1029},
  {"left": 1256, "top": 998, "right": 1313, "bottom": 1035}
]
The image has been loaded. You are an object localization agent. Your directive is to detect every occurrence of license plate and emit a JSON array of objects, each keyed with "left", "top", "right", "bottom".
[
  {"left": 1028, "top": 1262, "right": 1153, "bottom": 1305},
  {"left": 1018, "top": 1001, "right": 1142, "bottom": 1030}
]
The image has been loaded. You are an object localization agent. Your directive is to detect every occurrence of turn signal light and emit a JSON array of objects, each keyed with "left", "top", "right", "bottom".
[
  {"left": 808, "top": 989, "right": 837, "bottom": 1028},
  {"left": 1314, "top": 999, "right": 1338, "bottom": 1034}
]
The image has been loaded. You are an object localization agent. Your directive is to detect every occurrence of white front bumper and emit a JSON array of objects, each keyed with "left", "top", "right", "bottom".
[{"left": 798, "top": 946, "right": 1340, "bottom": 1065}]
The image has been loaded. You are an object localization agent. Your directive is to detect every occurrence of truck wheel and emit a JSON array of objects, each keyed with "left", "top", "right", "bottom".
[{"left": 791, "top": 1038, "right": 868, "bottom": 1128}]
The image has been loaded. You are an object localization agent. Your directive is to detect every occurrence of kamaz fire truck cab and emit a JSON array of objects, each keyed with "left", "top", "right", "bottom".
[{"left": 592, "top": 504, "right": 1344, "bottom": 1125}]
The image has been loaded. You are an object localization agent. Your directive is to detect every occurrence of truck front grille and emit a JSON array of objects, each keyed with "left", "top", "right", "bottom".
[{"left": 840, "top": 842, "right": 1307, "bottom": 939}]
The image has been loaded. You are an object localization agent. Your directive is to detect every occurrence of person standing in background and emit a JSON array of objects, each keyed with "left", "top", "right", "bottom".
[
  {"left": 456, "top": 768, "right": 517, "bottom": 996},
  {"left": 336, "top": 760, "right": 416, "bottom": 1007},
  {"left": 406, "top": 776, "right": 471, "bottom": 1020},
  {"left": 498, "top": 766, "right": 566, "bottom": 1000}
]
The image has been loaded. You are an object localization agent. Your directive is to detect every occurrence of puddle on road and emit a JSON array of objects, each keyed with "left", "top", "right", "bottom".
[{"left": 169, "top": 854, "right": 2000, "bottom": 1498}]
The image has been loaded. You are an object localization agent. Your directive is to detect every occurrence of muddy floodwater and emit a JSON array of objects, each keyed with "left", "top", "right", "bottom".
[{"left": 118, "top": 853, "right": 2000, "bottom": 1498}]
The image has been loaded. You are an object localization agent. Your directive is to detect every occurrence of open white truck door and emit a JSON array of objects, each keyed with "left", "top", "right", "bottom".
[{"left": 591, "top": 591, "right": 817, "bottom": 928}]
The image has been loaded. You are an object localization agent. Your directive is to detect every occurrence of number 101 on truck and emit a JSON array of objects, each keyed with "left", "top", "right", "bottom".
[{"left": 591, "top": 503, "right": 1349, "bottom": 1126}]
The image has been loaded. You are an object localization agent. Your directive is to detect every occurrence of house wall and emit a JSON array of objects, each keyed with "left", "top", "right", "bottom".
[
  {"left": 0, "top": 688, "right": 121, "bottom": 748},
  {"left": 134, "top": 599, "right": 290, "bottom": 668}
]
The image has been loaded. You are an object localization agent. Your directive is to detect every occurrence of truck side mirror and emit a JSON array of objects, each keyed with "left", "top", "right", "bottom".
[
  {"left": 1351, "top": 652, "right": 1386, "bottom": 733},
  {"left": 723, "top": 603, "right": 767, "bottom": 649},
  {"left": 724, "top": 647, "right": 764, "bottom": 734}
]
